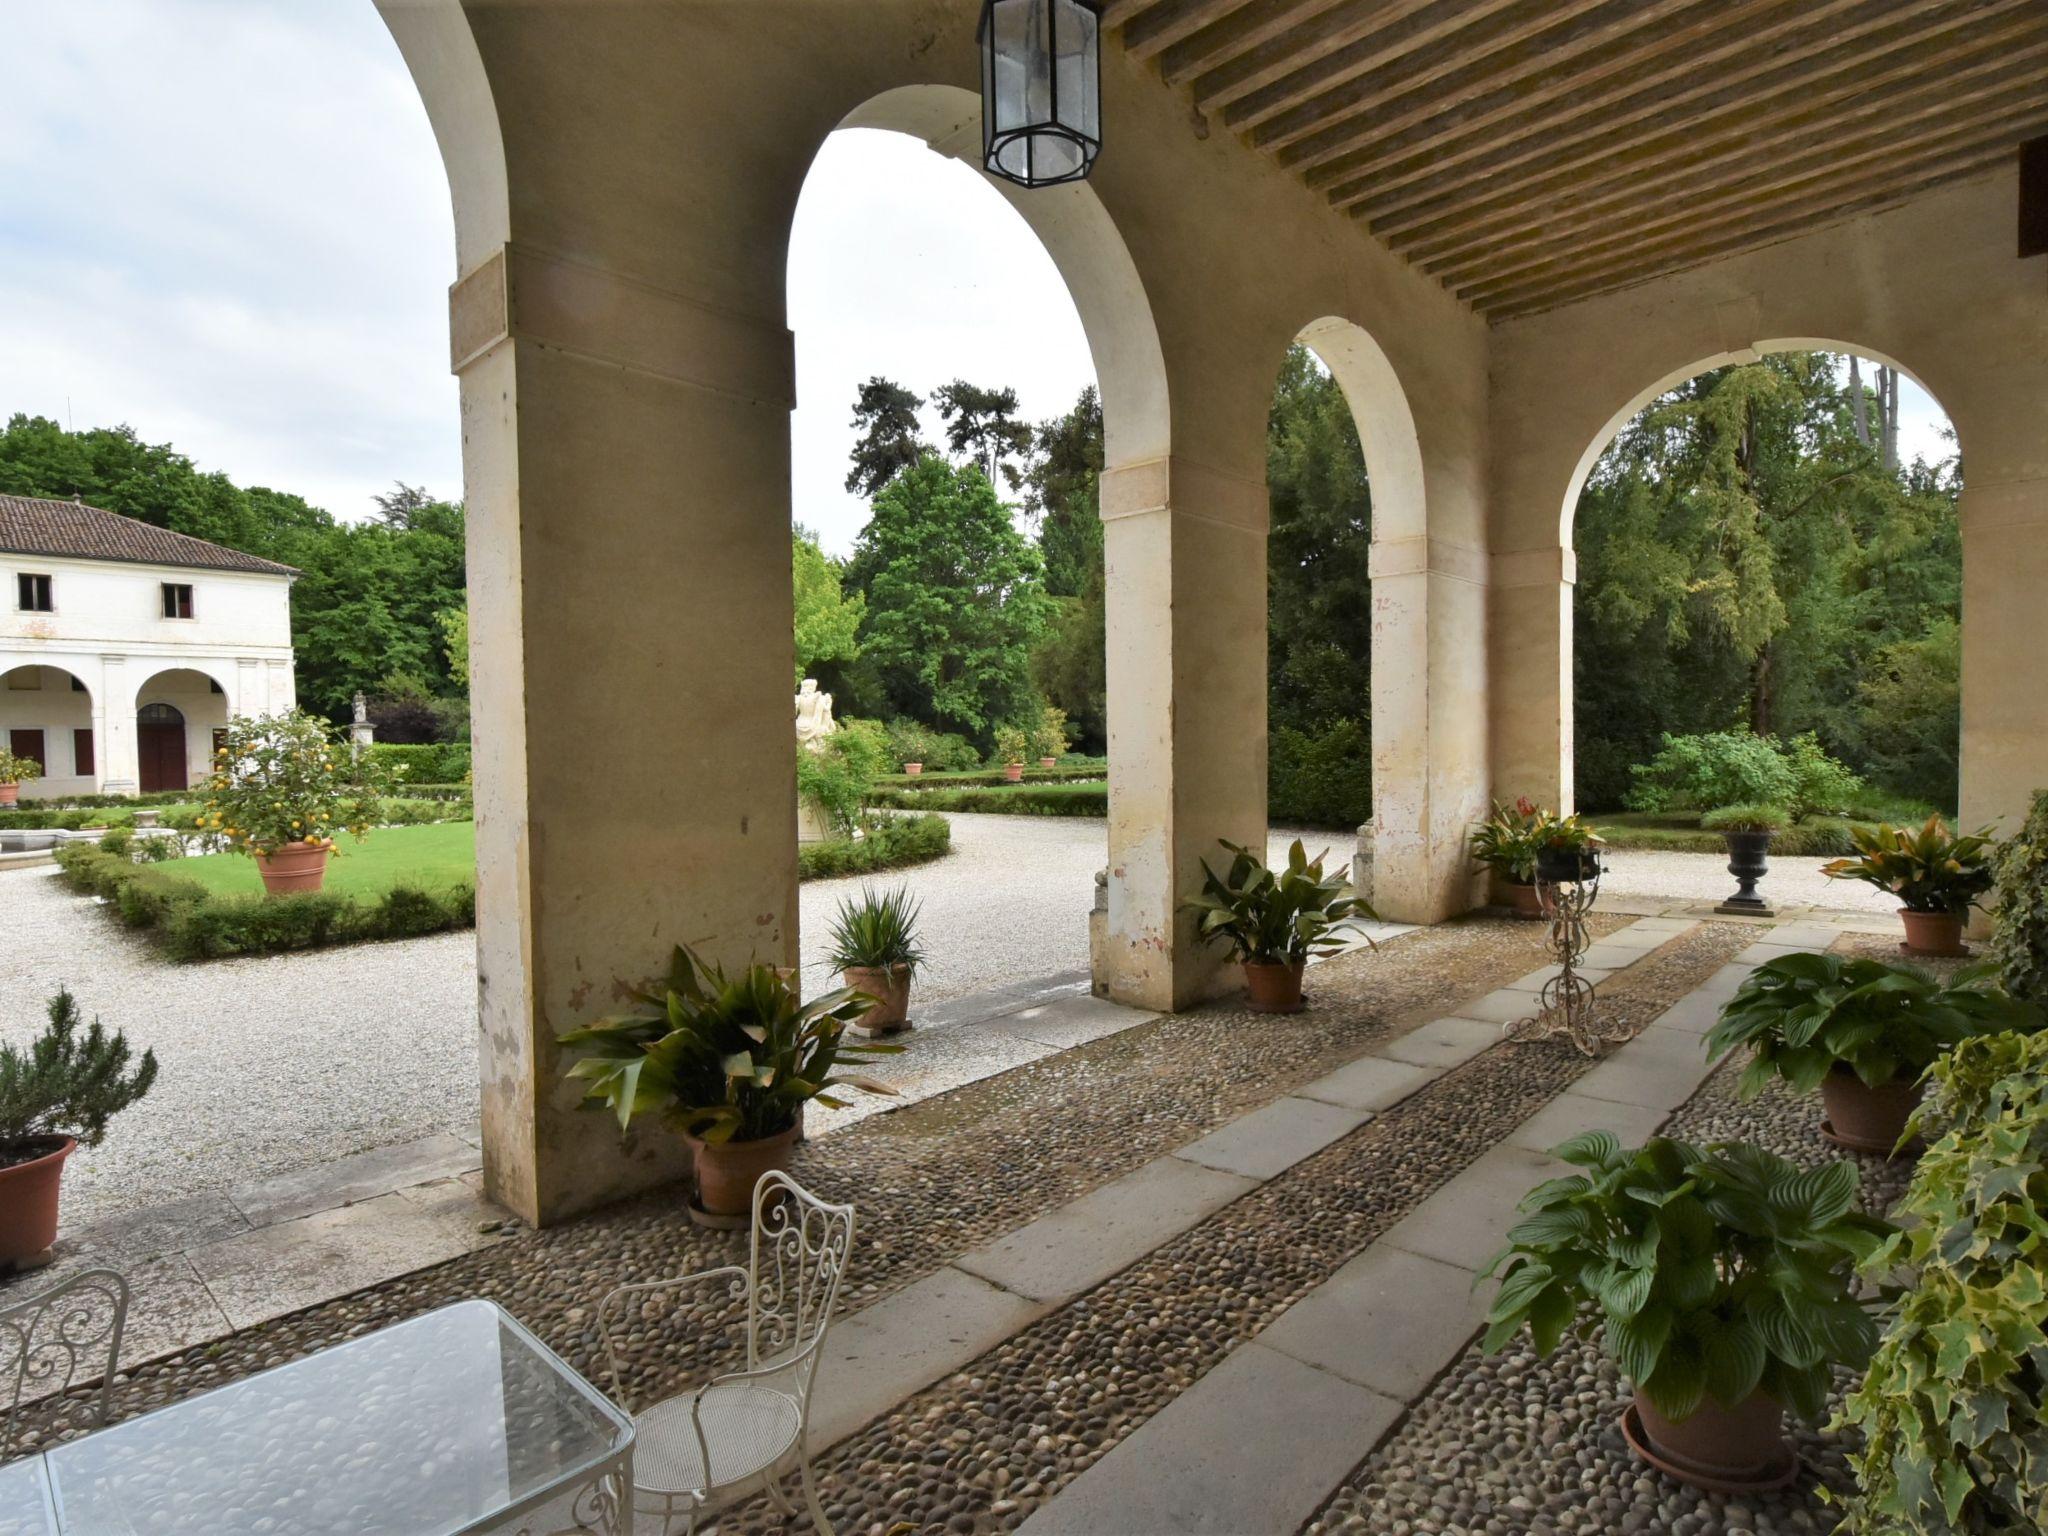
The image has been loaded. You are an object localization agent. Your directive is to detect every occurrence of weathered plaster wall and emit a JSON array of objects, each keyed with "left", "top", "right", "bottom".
[{"left": 1487, "top": 171, "right": 2047, "bottom": 857}]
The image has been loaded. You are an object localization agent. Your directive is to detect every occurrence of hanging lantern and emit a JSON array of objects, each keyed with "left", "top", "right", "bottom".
[{"left": 980, "top": 0, "right": 1102, "bottom": 189}]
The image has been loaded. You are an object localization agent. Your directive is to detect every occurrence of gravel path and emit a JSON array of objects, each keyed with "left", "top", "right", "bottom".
[{"left": 1592, "top": 847, "right": 1895, "bottom": 916}]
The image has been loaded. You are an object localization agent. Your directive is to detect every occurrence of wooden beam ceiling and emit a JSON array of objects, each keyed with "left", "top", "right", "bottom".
[{"left": 1106, "top": 0, "right": 2048, "bottom": 318}]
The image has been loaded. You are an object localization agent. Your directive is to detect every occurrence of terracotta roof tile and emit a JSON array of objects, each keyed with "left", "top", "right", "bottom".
[{"left": 0, "top": 494, "right": 298, "bottom": 577}]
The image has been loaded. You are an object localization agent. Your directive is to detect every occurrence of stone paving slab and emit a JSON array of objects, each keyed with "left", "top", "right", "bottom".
[
  {"left": 1293, "top": 1055, "right": 1441, "bottom": 1114},
  {"left": 1255, "top": 1245, "right": 1487, "bottom": 1400},
  {"left": 1370, "top": 1015, "right": 1499, "bottom": 1070},
  {"left": 987, "top": 993, "right": 1157, "bottom": 1051},
  {"left": 1171, "top": 1096, "right": 1373, "bottom": 1181},
  {"left": 228, "top": 1132, "right": 480, "bottom": 1227},
  {"left": 1378, "top": 1143, "right": 1563, "bottom": 1273},
  {"left": 1451, "top": 988, "right": 1546, "bottom": 1025},
  {"left": 810, "top": 1266, "right": 1054, "bottom": 1451},
  {"left": 1579, "top": 941, "right": 1656, "bottom": 971},
  {"left": 58, "top": 1192, "right": 252, "bottom": 1267},
  {"left": 1696, "top": 961, "right": 1762, "bottom": 999},
  {"left": 1504, "top": 963, "right": 1614, "bottom": 994},
  {"left": 1650, "top": 991, "right": 1726, "bottom": 1035},
  {"left": 1507, "top": 1091, "right": 1671, "bottom": 1155},
  {"left": 955, "top": 1156, "right": 1259, "bottom": 1304},
  {"left": 1569, "top": 1026, "right": 1717, "bottom": 1115},
  {"left": 1014, "top": 1341, "right": 1402, "bottom": 1536},
  {"left": 1597, "top": 924, "right": 1685, "bottom": 950}
]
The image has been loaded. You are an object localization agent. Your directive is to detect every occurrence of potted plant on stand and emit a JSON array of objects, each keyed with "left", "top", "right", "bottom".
[
  {"left": 1030, "top": 703, "right": 1069, "bottom": 770},
  {"left": 826, "top": 885, "right": 926, "bottom": 1035},
  {"left": 1822, "top": 815, "right": 1996, "bottom": 957},
  {"left": 1534, "top": 811, "right": 1604, "bottom": 885},
  {"left": 560, "top": 947, "right": 900, "bottom": 1226},
  {"left": 0, "top": 988, "right": 157, "bottom": 1269},
  {"left": 994, "top": 724, "right": 1029, "bottom": 783},
  {"left": 1184, "top": 839, "right": 1377, "bottom": 1013},
  {"left": 1470, "top": 798, "right": 1551, "bottom": 919},
  {"left": 204, "top": 710, "right": 387, "bottom": 896},
  {"left": 1701, "top": 803, "right": 1789, "bottom": 916},
  {"left": 1482, "top": 1133, "right": 1892, "bottom": 1493},
  {"left": 0, "top": 745, "right": 41, "bottom": 807},
  {"left": 1703, "top": 951, "right": 2036, "bottom": 1154}
]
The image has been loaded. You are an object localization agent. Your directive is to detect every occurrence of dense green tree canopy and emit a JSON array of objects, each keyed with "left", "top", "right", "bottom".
[
  {"left": 792, "top": 524, "right": 864, "bottom": 685},
  {"left": 934, "top": 379, "right": 1033, "bottom": 492},
  {"left": 1024, "top": 385, "right": 1104, "bottom": 600}
]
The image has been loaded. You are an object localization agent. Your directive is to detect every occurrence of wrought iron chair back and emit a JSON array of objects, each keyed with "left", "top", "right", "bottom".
[
  {"left": 744, "top": 1171, "right": 854, "bottom": 1384},
  {"left": 0, "top": 1267, "right": 129, "bottom": 1443}
]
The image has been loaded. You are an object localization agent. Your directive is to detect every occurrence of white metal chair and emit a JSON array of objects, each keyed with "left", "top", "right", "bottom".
[
  {"left": 1, "top": 1267, "right": 129, "bottom": 1451},
  {"left": 598, "top": 1172, "right": 854, "bottom": 1535}
]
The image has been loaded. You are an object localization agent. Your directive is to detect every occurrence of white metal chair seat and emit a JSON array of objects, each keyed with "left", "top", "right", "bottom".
[
  {"left": 633, "top": 1380, "right": 802, "bottom": 1495},
  {"left": 599, "top": 1171, "right": 857, "bottom": 1535}
]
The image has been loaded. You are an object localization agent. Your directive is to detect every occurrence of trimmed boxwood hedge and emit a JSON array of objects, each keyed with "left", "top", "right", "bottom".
[
  {"left": 798, "top": 812, "right": 952, "bottom": 878},
  {"left": 867, "top": 783, "right": 1108, "bottom": 817},
  {"left": 873, "top": 765, "right": 1107, "bottom": 791}
]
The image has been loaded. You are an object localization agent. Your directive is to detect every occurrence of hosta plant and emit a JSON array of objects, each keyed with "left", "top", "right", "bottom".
[
  {"left": 1184, "top": 839, "right": 1375, "bottom": 966},
  {"left": 1822, "top": 815, "right": 1997, "bottom": 916},
  {"left": 1705, "top": 952, "right": 2039, "bottom": 1096},
  {"left": 1833, "top": 1030, "right": 2048, "bottom": 1535},
  {"left": 558, "top": 946, "right": 899, "bottom": 1144},
  {"left": 1470, "top": 797, "right": 1553, "bottom": 884},
  {"left": 1481, "top": 1134, "right": 1892, "bottom": 1424}
]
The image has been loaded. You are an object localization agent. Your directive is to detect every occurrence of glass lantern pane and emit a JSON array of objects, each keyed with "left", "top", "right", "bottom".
[
  {"left": 1054, "top": 0, "right": 1099, "bottom": 141},
  {"left": 990, "top": 0, "right": 1047, "bottom": 133}
]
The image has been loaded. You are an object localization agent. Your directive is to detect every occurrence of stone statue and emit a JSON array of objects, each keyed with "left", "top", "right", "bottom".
[
  {"left": 794, "top": 678, "right": 837, "bottom": 752},
  {"left": 352, "top": 691, "right": 368, "bottom": 725}
]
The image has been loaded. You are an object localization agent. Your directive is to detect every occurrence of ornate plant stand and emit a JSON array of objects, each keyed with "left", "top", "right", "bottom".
[{"left": 1506, "top": 856, "right": 1638, "bottom": 1056}]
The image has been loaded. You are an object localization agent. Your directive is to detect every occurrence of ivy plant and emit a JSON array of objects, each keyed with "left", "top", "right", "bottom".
[
  {"left": 1481, "top": 1134, "right": 1892, "bottom": 1423},
  {"left": 1989, "top": 788, "right": 2048, "bottom": 1005},
  {"left": 1832, "top": 1031, "right": 2048, "bottom": 1535},
  {"left": 1705, "top": 952, "right": 2040, "bottom": 1097}
]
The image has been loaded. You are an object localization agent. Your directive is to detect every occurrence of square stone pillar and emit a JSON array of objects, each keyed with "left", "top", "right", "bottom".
[
  {"left": 1960, "top": 473, "right": 2048, "bottom": 841},
  {"left": 1485, "top": 546, "right": 1576, "bottom": 815},
  {"left": 452, "top": 243, "right": 800, "bottom": 1226},
  {"left": 1098, "top": 457, "right": 1268, "bottom": 1012},
  {"left": 96, "top": 653, "right": 138, "bottom": 797}
]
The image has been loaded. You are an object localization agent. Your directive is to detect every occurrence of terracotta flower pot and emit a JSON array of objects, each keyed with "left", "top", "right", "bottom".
[
  {"left": 0, "top": 782, "right": 17, "bottom": 806},
  {"left": 1821, "top": 1066, "right": 1924, "bottom": 1156},
  {"left": 842, "top": 962, "right": 914, "bottom": 1034},
  {"left": 1899, "top": 908, "right": 1967, "bottom": 957},
  {"left": 1039, "top": 757, "right": 1057, "bottom": 769},
  {"left": 1003, "top": 762, "right": 1024, "bottom": 782},
  {"left": 0, "top": 1137, "right": 75, "bottom": 1267},
  {"left": 903, "top": 762, "right": 923, "bottom": 776},
  {"left": 1243, "top": 959, "right": 1306, "bottom": 1014},
  {"left": 1627, "top": 1389, "right": 1793, "bottom": 1492},
  {"left": 255, "top": 840, "right": 331, "bottom": 897},
  {"left": 692, "top": 1123, "right": 800, "bottom": 1219},
  {"left": 1496, "top": 878, "right": 1544, "bottom": 920}
]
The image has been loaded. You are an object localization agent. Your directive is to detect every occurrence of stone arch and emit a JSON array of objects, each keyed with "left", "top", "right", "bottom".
[
  {"left": 0, "top": 660, "right": 93, "bottom": 703},
  {"left": 1294, "top": 316, "right": 1427, "bottom": 548},
  {"left": 132, "top": 662, "right": 237, "bottom": 708},
  {"left": 372, "top": 0, "right": 509, "bottom": 276}
]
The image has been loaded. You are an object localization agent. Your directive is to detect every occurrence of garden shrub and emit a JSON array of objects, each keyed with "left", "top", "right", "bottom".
[
  {"left": 1626, "top": 730, "right": 1797, "bottom": 812},
  {"left": 1835, "top": 1030, "right": 2048, "bottom": 1534},
  {"left": 364, "top": 741, "right": 470, "bottom": 784},
  {"left": 1782, "top": 731, "right": 1865, "bottom": 817},
  {"left": 798, "top": 717, "right": 889, "bottom": 833},
  {"left": 886, "top": 721, "right": 979, "bottom": 771},
  {"left": 1990, "top": 788, "right": 2048, "bottom": 1005},
  {"left": 1269, "top": 719, "right": 1371, "bottom": 828},
  {"left": 796, "top": 813, "right": 951, "bottom": 879},
  {"left": 875, "top": 765, "right": 1106, "bottom": 791},
  {"left": 866, "top": 783, "right": 1108, "bottom": 817}
]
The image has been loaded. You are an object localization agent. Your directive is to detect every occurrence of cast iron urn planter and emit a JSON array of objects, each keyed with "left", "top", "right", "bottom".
[
  {"left": 1534, "top": 845, "right": 1600, "bottom": 885},
  {"left": 1715, "top": 830, "right": 1776, "bottom": 917}
]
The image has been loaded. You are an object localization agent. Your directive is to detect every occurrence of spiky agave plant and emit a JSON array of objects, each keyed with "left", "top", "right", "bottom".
[{"left": 824, "top": 885, "right": 927, "bottom": 973}]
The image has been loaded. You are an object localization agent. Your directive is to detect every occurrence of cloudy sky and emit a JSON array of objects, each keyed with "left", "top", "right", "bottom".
[{"left": 0, "top": 2, "right": 1949, "bottom": 555}]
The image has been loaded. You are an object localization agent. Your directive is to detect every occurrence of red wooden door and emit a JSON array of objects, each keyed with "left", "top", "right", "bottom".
[
  {"left": 137, "top": 706, "right": 187, "bottom": 793},
  {"left": 8, "top": 729, "right": 45, "bottom": 773}
]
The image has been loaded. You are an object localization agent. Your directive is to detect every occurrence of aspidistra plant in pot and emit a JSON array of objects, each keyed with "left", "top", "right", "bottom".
[
  {"left": 1482, "top": 1133, "right": 1891, "bottom": 1492},
  {"left": 1183, "top": 839, "right": 1376, "bottom": 1014},
  {"left": 1470, "top": 798, "right": 1553, "bottom": 919},
  {"left": 1703, "top": 951, "right": 2038, "bottom": 1155},
  {"left": 1821, "top": 815, "right": 1996, "bottom": 957},
  {"left": 559, "top": 946, "right": 901, "bottom": 1224}
]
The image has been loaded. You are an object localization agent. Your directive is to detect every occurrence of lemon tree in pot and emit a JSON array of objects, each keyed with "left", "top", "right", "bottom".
[
  {"left": 994, "top": 723, "right": 1029, "bottom": 783},
  {"left": 1483, "top": 1133, "right": 1891, "bottom": 1493},
  {"left": 203, "top": 710, "right": 388, "bottom": 896},
  {"left": 1184, "top": 839, "right": 1376, "bottom": 1014},
  {"left": 826, "top": 885, "right": 926, "bottom": 1035},
  {"left": 0, "top": 988, "right": 157, "bottom": 1268},
  {"left": 1029, "top": 702, "right": 1069, "bottom": 770},
  {"left": 0, "top": 745, "right": 41, "bottom": 807},
  {"left": 1822, "top": 815, "right": 1996, "bottom": 957},
  {"left": 1704, "top": 952, "right": 2038, "bottom": 1156},
  {"left": 559, "top": 947, "right": 901, "bottom": 1224},
  {"left": 1470, "top": 798, "right": 1552, "bottom": 919}
]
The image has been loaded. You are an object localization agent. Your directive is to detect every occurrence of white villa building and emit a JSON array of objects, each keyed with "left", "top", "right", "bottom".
[{"left": 1, "top": 494, "right": 297, "bottom": 798}]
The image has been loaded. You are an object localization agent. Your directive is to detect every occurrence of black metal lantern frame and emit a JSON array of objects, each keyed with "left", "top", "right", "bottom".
[{"left": 980, "top": 0, "right": 1102, "bottom": 189}]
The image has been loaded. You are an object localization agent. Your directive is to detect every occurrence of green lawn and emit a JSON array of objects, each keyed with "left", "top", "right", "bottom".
[{"left": 168, "top": 821, "right": 477, "bottom": 898}]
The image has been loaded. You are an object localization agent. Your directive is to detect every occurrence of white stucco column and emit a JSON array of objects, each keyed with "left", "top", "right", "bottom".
[
  {"left": 452, "top": 241, "right": 799, "bottom": 1227},
  {"left": 1100, "top": 455, "right": 1268, "bottom": 1011},
  {"left": 97, "top": 653, "right": 137, "bottom": 796},
  {"left": 1485, "top": 546, "right": 1576, "bottom": 815}
]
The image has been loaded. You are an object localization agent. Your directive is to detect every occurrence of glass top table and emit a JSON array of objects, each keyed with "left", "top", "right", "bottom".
[{"left": 34, "top": 1300, "right": 633, "bottom": 1535}]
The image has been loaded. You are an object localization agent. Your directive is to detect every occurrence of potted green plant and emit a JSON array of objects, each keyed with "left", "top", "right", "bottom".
[
  {"left": 825, "top": 885, "right": 926, "bottom": 1035},
  {"left": 0, "top": 988, "right": 158, "bottom": 1268},
  {"left": 1834, "top": 1030, "right": 2048, "bottom": 1534},
  {"left": 1703, "top": 951, "right": 2037, "bottom": 1154},
  {"left": 1030, "top": 703, "right": 1069, "bottom": 770},
  {"left": 1700, "top": 803, "right": 1790, "bottom": 915},
  {"left": 994, "top": 724, "right": 1030, "bottom": 783},
  {"left": 890, "top": 720, "right": 934, "bottom": 777},
  {"left": 1183, "top": 839, "right": 1376, "bottom": 1013},
  {"left": 1470, "top": 797, "right": 1552, "bottom": 919},
  {"left": 0, "top": 746, "right": 42, "bottom": 807},
  {"left": 203, "top": 710, "right": 388, "bottom": 896},
  {"left": 1988, "top": 787, "right": 2048, "bottom": 1003},
  {"left": 559, "top": 946, "right": 900, "bottom": 1223},
  {"left": 1822, "top": 815, "right": 1996, "bottom": 957},
  {"left": 1482, "top": 1133, "right": 1891, "bottom": 1492},
  {"left": 1534, "top": 811, "right": 1604, "bottom": 885}
]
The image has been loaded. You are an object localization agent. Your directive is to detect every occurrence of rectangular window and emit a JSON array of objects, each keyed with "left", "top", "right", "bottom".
[
  {"left": 8, "top": 729, "right": 45, "bottom": 773},
  {"left": 73, "top": 728, "right": 94, "bottom": 777},
  {"left": 17, "top": 573, "right": 52, "bottom": 612},
  {"left": 161, "top": 582, "right": 195, "bottom": 619}
]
